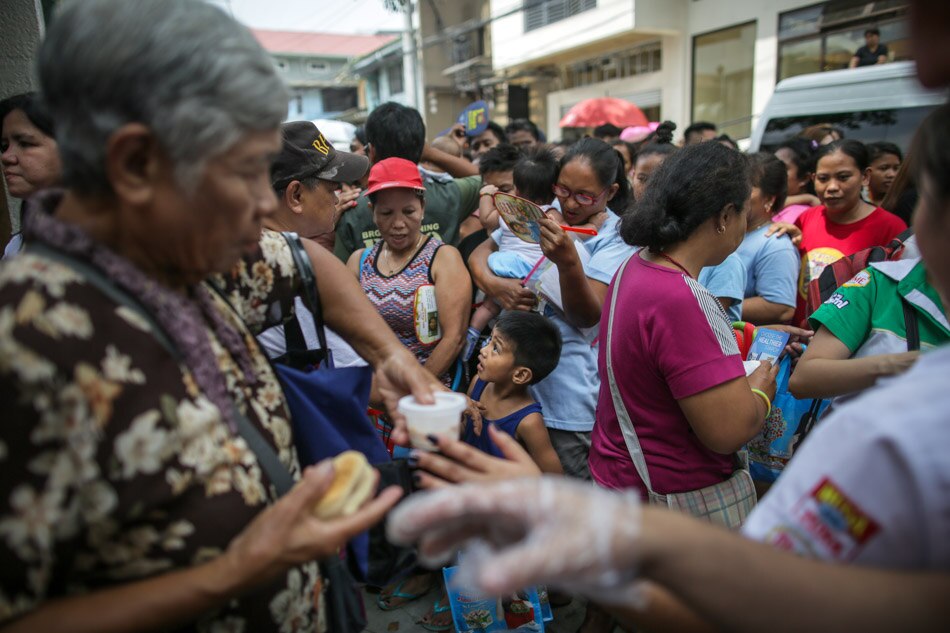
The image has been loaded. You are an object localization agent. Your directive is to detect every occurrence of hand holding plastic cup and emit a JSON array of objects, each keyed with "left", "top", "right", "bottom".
[{"left": 398, "top": 392, "right": 468, "bottom": 451}]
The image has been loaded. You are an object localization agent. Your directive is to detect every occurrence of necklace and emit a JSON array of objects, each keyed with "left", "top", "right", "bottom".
[
  {"left": 381, "top": 234, "right": 424, "bottom": 275},
  {"left": 747, "top": 216, "right": 770, "bottom": 233},
  {"left": 652, "top": 249, "right": 694, "bottom": 279}
]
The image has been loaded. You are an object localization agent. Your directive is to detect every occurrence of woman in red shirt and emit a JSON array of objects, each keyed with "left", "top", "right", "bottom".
[{"left": 794, "top": 139, "right": 906, "bottom": 324}]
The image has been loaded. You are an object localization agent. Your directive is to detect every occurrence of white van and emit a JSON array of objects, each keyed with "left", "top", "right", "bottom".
[{"left": 749, "top": 61, "right": 948, "bottom": 153}]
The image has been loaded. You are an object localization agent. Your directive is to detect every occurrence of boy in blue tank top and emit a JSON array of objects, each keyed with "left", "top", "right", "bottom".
[{"left": 463, "top": 311, "right": 563, "bottom": 474}]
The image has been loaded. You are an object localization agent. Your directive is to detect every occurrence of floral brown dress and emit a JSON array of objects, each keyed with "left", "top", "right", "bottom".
[{"left": 0, "top": 218, "right": 326, "bottom": 632}]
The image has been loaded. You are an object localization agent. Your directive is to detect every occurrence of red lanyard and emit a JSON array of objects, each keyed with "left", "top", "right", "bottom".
[{"left": 654, "top": 250, "right": 694, "bottom": 279}]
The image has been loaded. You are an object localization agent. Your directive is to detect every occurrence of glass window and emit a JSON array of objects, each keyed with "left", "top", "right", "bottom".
[
  {"left": 387, "top": 61, "right": 404, "bottom": 95},
  {"left": 879, "top": 19, "right": 911, "bottom": 61},
  {"left": 779, "top": 38, "right": 822, "bottom": 81},
  {"left": 322, "top": 87, "right": 357, "bottom": 113},
  {"left": 525, "top": 0, "right": 596, "bottom": 32},
  {"left": 776, "top": 3, "right": 911, "bottom": 82},
  {"left": 779, "top": 3, "right": 823, "bottom": 39},
  {"left": 759, "top": 105, "right": 938, "bottom": 154},
  {"left": 692, "top": 22, "right": 757, "bottom": 139},
  {"left": 824, "top": 28, "right": 865, "bottom": 71}
]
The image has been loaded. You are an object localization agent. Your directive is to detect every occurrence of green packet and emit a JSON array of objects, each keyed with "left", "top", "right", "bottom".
[{"left": 443, "top": 565, "right": 545, "bottom": 632}]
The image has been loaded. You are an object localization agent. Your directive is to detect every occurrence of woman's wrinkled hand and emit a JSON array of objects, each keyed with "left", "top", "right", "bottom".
[
  {"left": 538, "top": 217, "right": 579, "bottom": 268},
  {"left": 411, "top": 425, "right": 540, "bottom": 490},
  {"left": 387, "top": 476, "right": 643, "bottom": 606},
  {"left": 224, "top": 462, "right": 403, "bottom": 585},
  {"left": 374, "top": 347, "right": 444, "bottom": 446}
]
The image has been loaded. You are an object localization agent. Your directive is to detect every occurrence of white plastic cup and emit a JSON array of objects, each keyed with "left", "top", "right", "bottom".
[{"left": 397, "top": 392, "right": 468, "bottom": 451}]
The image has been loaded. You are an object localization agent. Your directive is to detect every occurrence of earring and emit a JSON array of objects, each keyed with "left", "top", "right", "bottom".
[
  {"left": 765, "top": 203, "right": 772, "bottom": 212},
  {"left": 717, "top": 225, "right": 725, "bottom": 234}
]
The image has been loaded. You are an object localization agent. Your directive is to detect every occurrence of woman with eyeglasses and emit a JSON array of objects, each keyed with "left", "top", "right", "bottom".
[{"left": 469, "top": 138, "right": 634, "bottom": 480}]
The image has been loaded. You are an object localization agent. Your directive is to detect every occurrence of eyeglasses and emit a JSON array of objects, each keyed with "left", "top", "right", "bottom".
[{"left": 552, "top": 183, "right": 609, "bottom": 206}]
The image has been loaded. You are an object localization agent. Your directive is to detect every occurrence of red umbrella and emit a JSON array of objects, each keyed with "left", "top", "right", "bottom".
[{"left": 559, "top": 97, "right": 648, "bottom": 128}]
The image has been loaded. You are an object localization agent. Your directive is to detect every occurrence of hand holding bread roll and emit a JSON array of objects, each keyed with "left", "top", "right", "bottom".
[{"left": 311, "top": 451, "right": 377, "bottom": 520}]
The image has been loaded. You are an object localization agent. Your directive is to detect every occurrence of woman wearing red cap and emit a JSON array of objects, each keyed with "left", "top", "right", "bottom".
[{"left": 347, "top": 157, "right": 471, "bottom": 387}]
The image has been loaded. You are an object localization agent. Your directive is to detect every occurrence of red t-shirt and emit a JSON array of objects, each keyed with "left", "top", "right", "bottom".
[
  {"left": 793, "top": 205, "right": 906, "bottom": 324},
  {"left": 589, "top": 254, "right": 744, "bottom": 497}
]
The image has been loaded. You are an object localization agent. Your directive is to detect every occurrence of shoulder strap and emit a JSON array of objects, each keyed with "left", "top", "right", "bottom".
[
  {"left": 27, "top": 243, "right": 181, "bottom": 358},
  {"left": 359, "top": 245, "right": 372, "bottom": 273},
  {"left": 26, "top": 243, "right": 296, "bottom": 497},
  {"left": 604, "top": 254, "right": 655, "bottom": 494},
  {"left": 901, "top": 296, "right": 921, "bottom": 352},
  {"left": 281, "top": 232, "right": 333, "bottom": 368}
]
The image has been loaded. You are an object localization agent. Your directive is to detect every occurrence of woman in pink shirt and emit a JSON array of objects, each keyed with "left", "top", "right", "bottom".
[{"left": 590, "top": 142, "right": 777, "bottom": 500}]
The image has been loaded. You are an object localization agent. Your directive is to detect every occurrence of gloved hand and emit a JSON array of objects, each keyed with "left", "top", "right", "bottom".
[{"left": 387, "top": 476, "right": 644, "bottom": 606}]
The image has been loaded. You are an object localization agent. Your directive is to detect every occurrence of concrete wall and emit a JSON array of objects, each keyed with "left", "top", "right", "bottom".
[{"left": 0, "top": 0, "right": 45, "bottom": 238}]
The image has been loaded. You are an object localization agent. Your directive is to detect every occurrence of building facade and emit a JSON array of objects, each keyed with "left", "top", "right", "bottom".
[
  {"left": 252, "top": 29, "right": 397, "bottom": 121},
  {"left": 486, "top": 0, "right": 910, "bottom": 142}
]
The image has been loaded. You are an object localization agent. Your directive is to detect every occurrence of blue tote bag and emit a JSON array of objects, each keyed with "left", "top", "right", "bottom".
[
  {"left": 275, "top": 233, "right": 391, "bottom": 577},
  {"left": 747, "top": 353, "right": 829, "bottom": 484}
]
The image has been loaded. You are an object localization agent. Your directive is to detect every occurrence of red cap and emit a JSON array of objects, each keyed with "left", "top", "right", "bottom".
[{"left": 364, "top": 157, "right": 426, "bottom": 196}]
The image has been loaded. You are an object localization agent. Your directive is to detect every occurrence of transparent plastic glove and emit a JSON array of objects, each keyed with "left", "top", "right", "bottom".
[{"left": 387, "top": 476, "right": 644, "bottom": 607}]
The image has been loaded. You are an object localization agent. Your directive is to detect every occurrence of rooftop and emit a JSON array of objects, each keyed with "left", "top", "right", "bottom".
[{"left": 252, "top": 29, "right": 397, "bottom": 58}]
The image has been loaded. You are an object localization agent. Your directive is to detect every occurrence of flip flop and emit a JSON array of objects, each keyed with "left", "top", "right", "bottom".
[
  {"left": 419, "top": 597, "right": 453, "bottom": 632},
  {"left": 375, "top": 577, "right": 432, "bottom": 612}
]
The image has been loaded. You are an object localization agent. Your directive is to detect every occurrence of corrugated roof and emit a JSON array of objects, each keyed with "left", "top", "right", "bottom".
[{"left": 252, "top": 29, "right": 397, "bottom": 57}]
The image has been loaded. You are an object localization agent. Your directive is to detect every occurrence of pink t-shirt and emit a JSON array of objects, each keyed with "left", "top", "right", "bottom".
[
  {"left": 772, "top": 203, "right": 810, "bottom": 225},
  {"left": 589, "top": 253, "right": 745, "bottom": 497}
]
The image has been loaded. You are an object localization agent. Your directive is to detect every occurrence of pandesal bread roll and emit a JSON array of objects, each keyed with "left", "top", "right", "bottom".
[{"left": 311, "top": 451, "right": 376, "bottom": 520}]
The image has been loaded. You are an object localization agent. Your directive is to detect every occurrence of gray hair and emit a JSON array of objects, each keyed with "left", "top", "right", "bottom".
[{"left": 37, "top": 0, "right": 289, "bottom": 194}]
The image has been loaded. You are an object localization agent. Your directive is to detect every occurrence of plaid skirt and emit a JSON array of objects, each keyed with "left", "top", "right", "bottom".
[{"left": 648, "top": 457, "right": 757, "bottom": 530}]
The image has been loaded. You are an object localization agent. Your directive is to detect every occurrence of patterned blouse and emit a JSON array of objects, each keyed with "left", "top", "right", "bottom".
[
  {"left": 0, "top": 222, "right": 326, "bottom": 632},
  {"left": 360, "top": 236, "right": 450, "bottom": 384}
]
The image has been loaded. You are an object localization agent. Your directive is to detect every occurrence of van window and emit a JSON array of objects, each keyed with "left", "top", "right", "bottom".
[{"left": 759, "top": 105, "right": 937, "bottom": 153}]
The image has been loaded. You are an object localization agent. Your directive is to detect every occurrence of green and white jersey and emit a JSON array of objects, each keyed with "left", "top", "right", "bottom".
[{"left": 810, "top": 258, "right": 950, "bottom": 359}]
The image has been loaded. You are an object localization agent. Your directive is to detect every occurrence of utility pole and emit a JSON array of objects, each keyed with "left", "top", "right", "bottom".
[{"left": 400, "top": 0, "right": 421, "bottom": 109}]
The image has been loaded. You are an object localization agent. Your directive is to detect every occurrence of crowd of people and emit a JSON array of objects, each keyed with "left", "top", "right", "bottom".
[{"left": 0, "top": 0, "right": 948, "bottom": 632}]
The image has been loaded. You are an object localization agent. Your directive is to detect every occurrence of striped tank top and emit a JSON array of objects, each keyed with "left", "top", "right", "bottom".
[{"left": 360, "top": 236, "right": 450, "bottom": 383}]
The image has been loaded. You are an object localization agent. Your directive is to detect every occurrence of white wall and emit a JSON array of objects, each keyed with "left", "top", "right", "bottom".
[{"left": 491, "top": 0, "right": 635, "bottom": 70}]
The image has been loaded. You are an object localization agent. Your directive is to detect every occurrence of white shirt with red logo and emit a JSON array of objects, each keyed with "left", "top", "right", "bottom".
[{"left": 742, "top": 346, "right": 950, "bottom": 569}]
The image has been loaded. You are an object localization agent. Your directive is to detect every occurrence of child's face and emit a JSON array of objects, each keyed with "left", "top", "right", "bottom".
[
  {"left": 867, "top": 153, "right": 901, "bottom": 199},
  {"left": 477, "top": 329, "right": 520, "bottom": 383},
  {"left": 484, "top": 170, "right": 515, "bottom": 195}
]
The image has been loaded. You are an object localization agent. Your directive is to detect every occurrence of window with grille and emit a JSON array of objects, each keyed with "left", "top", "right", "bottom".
[
  {"left": 386, "top": 61, "right": 404, "bottom": 95},
  {"left": 524, "top": 0, "right": 596, "bottom": 32}
]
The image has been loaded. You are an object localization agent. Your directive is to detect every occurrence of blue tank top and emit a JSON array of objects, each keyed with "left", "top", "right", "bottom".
[{"left": 462, "top": 379, "right": 543, "bottom": 458}]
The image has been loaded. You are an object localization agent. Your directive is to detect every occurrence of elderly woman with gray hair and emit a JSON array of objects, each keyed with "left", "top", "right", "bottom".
[{"left": 0, "top": 0, "right": 442, "bottom": 631}]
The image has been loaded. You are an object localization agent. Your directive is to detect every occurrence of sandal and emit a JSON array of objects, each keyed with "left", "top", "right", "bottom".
[
  {"left": 419, "top": 596, "right": 453, "bottom": 632},
  {"left": 375, "top": 575, "right": 434, "bottom": 611}
]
